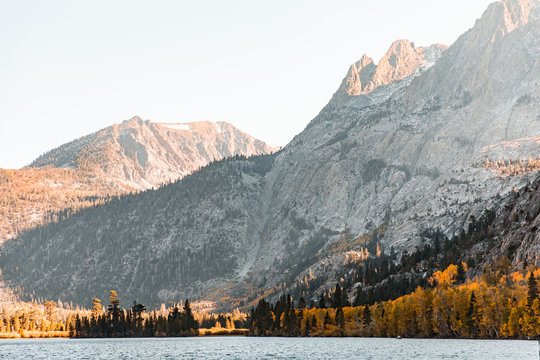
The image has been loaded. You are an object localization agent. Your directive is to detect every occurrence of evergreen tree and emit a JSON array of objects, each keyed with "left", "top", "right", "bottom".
[
  {"left": 465, "top": 291, "right": 478, "bottom": 336},
  {"left": 362, "top": 305, "right": 371, "bottom": 325},
  {"left": 335, "top": 307, "right": 345, "bottom": 330},
  {"left": 298, "top": 297, "right": 307, "bottom": 310},
  {"left": 75, "top": 314, "right": 82, "bottom": 337},
  {"left": 168, "top": 305, "right": 181, "bottom": 336},
  {"left": 456, "top": 262, "right": 466, "bottom": 283},
  {"left": 304, "top": 316, "right": 311, "bottom": 336},
  {"left": 132, "top": 301, "right": 146, "bottom": 335},
  {"left": 331, "top": 284, "right": 343, "bottom": 308},
  {"left": 527, "top": 272, "right": 538, "bottom": 307},
  {"left": 181, "top": 299, "right": 198, "bottom": 333},
  {"left": 286, "top": 308, "right": 298, "bottom": 336},
  {"left": 108, "top": 290, "right": 121, "bottom": 336},
  {"left": 318, "top": 293, "right": 326, "bottom": 309},
  {"left": 323, "top": 311, "right": 332, "bottom": 330}
]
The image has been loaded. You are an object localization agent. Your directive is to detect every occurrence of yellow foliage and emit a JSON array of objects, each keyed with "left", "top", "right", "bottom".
[{"left": 292, "top": 264, "right": 540, "bottom": 339}]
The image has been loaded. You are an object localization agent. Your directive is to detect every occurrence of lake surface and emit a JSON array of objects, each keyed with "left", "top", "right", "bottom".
[{"left": 0, "top": 336, "right": 538, "bottom": 359}]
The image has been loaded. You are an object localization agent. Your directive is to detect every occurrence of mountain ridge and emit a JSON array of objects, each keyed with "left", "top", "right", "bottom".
[
  {"left": 0, "top": 117, "right": 276, "bottom": 243},
  {"left": 1, "top": 0, "right": 540, "bottom": 310},
  {"left": 30, "top": 116, "right": 277, "bottom": 190},
  {"left": 330, "top": 40, "right": 447, "bottom": 107}
]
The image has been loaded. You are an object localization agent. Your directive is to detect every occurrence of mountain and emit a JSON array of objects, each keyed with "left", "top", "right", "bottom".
[
  {"left": 30, "top": 117, "right": 277, "bottom": 190},
  {"left": 0, "top": 118, "right": 276, "bottom": 242},
  {"left": 331, "top": 41, "right": 447, "bottom": 106},
  {"left": 1, "top": 0, "right": 539, "bottom": 309}
]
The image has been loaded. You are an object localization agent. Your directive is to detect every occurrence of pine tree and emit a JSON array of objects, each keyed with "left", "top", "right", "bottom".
[
  {"left": 354, "top": 287, "right": 365, "bottom": 306},
  {"left": 287, "top": 308, "right": 298, "bottom": 336},
  {"left": 332, "top": 284, "right": 343, "bottom": 308},
  {"left": 74, "top": 314, "right": 82, "bottom": 337},
  {"left": 335, "top": 307, "right": 345, "bottom": 330},
  {"left": 304, "top": 316, "right": 311, "bottom": 336},
  {"left": 456, "top": 262, "right": 466, "bottom": 283},
  {"left": 108, "top": 290, "right": 121, "bottom": 336},
  {"left": 298, "top": 297, "right": 307, "bottom": 310},
  {"left": 132, "top": 301, "right": 146, "bottom": 335},
  {"left": 168, "top": 305, "right": 181, "bottom": 336},
  {"left": 323, "top": 311, "right": 331, "bottom": 330},
  {"left": 527, "top": 272, "right": 538, "bottom": 307},
  {"left": 318, "top": 293, "right": 326, "bottom": 309},
  {"left": 362, "top": 305, "right": 371, "bottom": 325},
  {"left": 465, "top": 291, "right": 478, "bottom": 336},
  {"left": 182, "top": 299, "right": 198, "bottom": 333}
]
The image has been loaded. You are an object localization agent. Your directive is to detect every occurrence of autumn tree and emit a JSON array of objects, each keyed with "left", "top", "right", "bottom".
[
  {"left": 91, "top": 298, "right": 102, "bottom": 318},
  {"left": 44, "top": 300, "right": 57, "bottom": 321}
]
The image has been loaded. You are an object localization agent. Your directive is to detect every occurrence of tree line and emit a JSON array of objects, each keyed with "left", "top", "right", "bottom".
[
  {"left": 249, "top": 263, "right": 540, "bottom": 339},
  {"left": 71, "top": 291, "right": 198, "bottom": 338},
  {"left": 276, "top": 209, "right": 496, "bottom": 316}
]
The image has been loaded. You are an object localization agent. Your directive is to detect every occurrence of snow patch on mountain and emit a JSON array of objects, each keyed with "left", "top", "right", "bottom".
[{"left": 159, "top": 123, "right": 191, "bottom": 131}]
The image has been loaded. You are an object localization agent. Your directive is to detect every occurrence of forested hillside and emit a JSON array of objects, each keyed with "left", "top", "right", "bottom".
[
  {"left": 249, "top": 264, "right": 540, "bottom": 339},
  {"left": 0, "top": 167, "right": 127, "bottom": 243},
  {"left": 0, "top": 155, "right": 276, "bottom": 307}
]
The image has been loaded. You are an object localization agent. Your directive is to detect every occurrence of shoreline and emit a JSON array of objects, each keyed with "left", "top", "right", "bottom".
[{"left": 1, "top": 334, "right": 537, "bottom": 341}]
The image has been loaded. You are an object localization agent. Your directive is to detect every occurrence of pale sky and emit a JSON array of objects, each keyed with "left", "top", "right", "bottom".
[{"left": 0, "top": 0, "right": 494, "bottom": 169}]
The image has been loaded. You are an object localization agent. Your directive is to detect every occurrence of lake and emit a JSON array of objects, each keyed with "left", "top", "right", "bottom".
[{"left": 0, "top": 337, "right": 537, "bottom": 359}]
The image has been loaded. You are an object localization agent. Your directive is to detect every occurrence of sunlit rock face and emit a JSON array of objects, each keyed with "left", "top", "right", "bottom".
[
  {"left": 30, "top": 117, "right": 277, "bottom": 190},
  {"left": 331, "top": 40, "right": 447, "bottom": 106}
]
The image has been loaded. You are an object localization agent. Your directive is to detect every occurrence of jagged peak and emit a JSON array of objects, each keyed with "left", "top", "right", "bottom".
[
  {"left": 331, "top": 40, "right": 447, "bottom": 106},
  {"left": 404, "top": 0, "right": 539, "bottom": 104},
  {"left": 355, "top": 54, "right": 375, "bottom": 68},
  {"left": 120, "top": 115, "right": 147, "bottom": 127},
  {"left": 368, "top": 40, "right": 424, "bottom": 92},
  {"left": 478, "top": 0, "right": 537, "bottom": 37}
]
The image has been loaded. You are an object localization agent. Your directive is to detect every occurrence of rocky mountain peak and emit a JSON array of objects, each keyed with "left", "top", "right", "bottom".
[
  {"left": 331, "top": 40, "right": 447, "bottom": 106},
  {"left": 121, "top": 115, "right": 146, "bottom": 127},
  {"left": 30, "top": 117, "right": 277, "bottom": 189},
  {"left": 405, "top": 0, "right": 539, "bottom": 106},
  {"left": 481, "top": 0, "right": 536, "bottom": 38},
  {"left": 368, "top": 40, "right": 423, "bottom": 92}
]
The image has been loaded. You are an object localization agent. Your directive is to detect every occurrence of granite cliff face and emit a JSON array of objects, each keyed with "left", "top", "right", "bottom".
[
  {"left": 30, "top": 117, "right": 277, "bottom": 190},
  {"left": 2, "top": 0, "right": 540, "bottom": 308},
  {"left": 246, "top": 0, "right": 540, "bottom": 282}
]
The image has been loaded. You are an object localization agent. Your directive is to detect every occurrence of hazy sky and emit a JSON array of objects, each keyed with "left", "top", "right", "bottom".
[{"left": 0, "top": 0, "right": 494, "bottom": 169}]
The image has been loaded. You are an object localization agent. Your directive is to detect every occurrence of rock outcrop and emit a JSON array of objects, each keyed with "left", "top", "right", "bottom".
[{"left": 331, "top": 40, "right": 447, "bottom": 106}]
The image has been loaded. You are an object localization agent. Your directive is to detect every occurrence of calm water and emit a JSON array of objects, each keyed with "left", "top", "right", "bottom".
[{"left": 0, "top": 337, "right": 538, "bottom": 359}]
